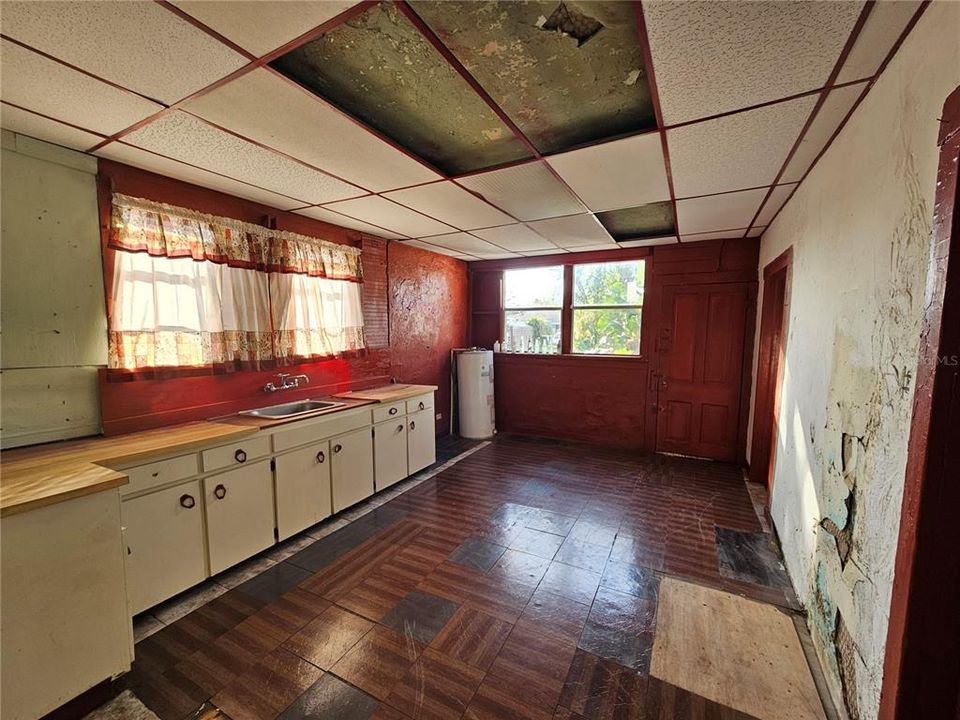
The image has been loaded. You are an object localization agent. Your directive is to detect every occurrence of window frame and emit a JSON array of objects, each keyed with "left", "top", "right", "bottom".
[{"left": 502, "top": 265, "right": 565, "bottom": 355}]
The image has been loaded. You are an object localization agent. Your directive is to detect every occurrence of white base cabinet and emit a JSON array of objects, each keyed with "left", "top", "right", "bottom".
[
  {"left": 275, "top": 440, "right": 331, "bottom": 541},
  {"left": 331, "top": 426, "right": 375, "bottom": 512},
  {"left": 374, "top": 419, "right": 408, "bottom": 490},
  {"left": 408, "top": 408, "right": 436, "bottom": 475},
  {"left": 204, "top": 460, "right": 274, "bottom": 575}
]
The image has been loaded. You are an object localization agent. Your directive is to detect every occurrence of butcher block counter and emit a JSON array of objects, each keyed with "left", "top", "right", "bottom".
[{"left": 334, "top": 383, "right": 439, "bottom": 403}]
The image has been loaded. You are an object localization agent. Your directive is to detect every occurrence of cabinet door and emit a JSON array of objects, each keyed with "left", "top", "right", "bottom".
[
  {"left": 275, "top": 441, "right": 332, "bottom": 541},
  {"left": 331, "top": 427, "right": 375, "bottom": 512},
  {"left": 204, "top": 460, "right": 274, "bottom": 575},
  {"left": 407, "top": 408, "right": 436, "bottom": 475},
  {"left": 122, "top": 480, "right": 206, "bottom": 615},
  {"left": 374, "top": 419, "right": 408, "bottom": 491}
]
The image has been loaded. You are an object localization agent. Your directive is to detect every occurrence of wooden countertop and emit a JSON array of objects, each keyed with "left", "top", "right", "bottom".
[{"left": 334, "top": 384, "right": 438, "bottom": 403}]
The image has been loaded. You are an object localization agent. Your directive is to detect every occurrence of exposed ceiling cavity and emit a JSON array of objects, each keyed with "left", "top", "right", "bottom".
[{"left": 597, "top": 202, "right": 676, "bottom": 242}]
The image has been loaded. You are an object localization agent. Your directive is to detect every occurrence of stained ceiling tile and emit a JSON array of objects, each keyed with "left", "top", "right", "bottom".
[
  {"left": 1, "top": 104, "right": 103, "bottom": 152},
  {"left": 675, "top": 187, "right": 767, "bottom": 235},
  {"left": 94, "top": 142, "right": 305, "bottom": 211},
  {"left": 680, "top": 228, "right": 749, "bottom": 242},
  {"left": 456, "top": 161, "right": 586, "bottom": 221},
  {"left": 270, "top": 2, "right": 532, "bottom": 175},
  {"left": 402, "top": 239, "right": 474, "bottom": 259},
  {"left": 418, "top": 232, "right": 504, "bottom": 255},
  {"left": 322, "top": 195, "right": 455, "bottom": 238},
  {"left": 170, "top": 1, "right": 357, "bottom": 57},
  {"left": 755, "top": 185, "right": 797, "bottom": 227},
  {"left": 183, "top": 69, "right": 440, "bottom": 192},
  {"left": 546, "top": 132, "right": 669, "bottom": 212},
  {"left": 472, "top": 224, "right": 558, "bottom": 252},
  {"left": 294, "top": 206, "right": 407, "bottom": 240},
  {"left": 835, "top": 1, "right": 921, "bottom": 83},
  {"left": 596, "top": 202, "right": 675, "bottom": 242},
  {"left": 123, "top": 111, "right": 365, "bottom": 205},
  {"left": 644, "top": 0, "right": 864, "bottom": 125},
  {"left": 618, "top": 236, "right": 678, "bottom": 247},
  {"left": 410, "top": 1, "right": 656, "bottom": 155},
  {"left": 668, "top": 95, "right": 817, "bottom": 198},
  {"left": 1, "top": 40, "right": 163, "bottom": 136},
  {"left": 526, "top": 214, "right": 615, "bottom": 248},
  {"left": 383, "top": 181, "right": 514, "bottom": 230},
  {"left": 781, "top": 83, "right": 866, "bottom": 183},
  {"left": 0, "top": 1, "right": 248, "bottom": 104}
]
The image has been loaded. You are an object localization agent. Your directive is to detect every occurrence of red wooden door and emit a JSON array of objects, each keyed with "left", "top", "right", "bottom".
[{"left": 655, "top": 283, "right": 749, "bottom": 462}]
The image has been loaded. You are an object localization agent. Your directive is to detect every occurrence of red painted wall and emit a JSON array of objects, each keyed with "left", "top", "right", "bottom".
[{"left": 97, "top": 161, "right": 468, "bottom": 436}]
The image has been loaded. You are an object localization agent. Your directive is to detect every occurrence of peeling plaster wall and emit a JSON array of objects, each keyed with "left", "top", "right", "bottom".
[{"left": 748, "top": 5, "right": 960, "bottom": 718}]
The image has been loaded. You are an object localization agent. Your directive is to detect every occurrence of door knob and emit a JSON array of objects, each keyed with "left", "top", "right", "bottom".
[
  {"left": 418, "top": 401, "right": 425, "bottom": 410},
  {"left": 389, "top": 407, "right": 398, "bottom": 415},
  {"left": 316, "top": 451, "right": 325, "bottom": 463},
  {"left": 333, "top": 444, "right": 343, "bottom": 454},
  {"left": 397, "top": 424, "right": 404, "bottom": 432},
  {"left": 179, "top": 494, "right": 196, "bottom": 509},
  {"left": 214, "top": 484, "right": 227, "bottom": 499},
  {"left": 234, "top": 449, "right": 247, "bottom": 463},
  {"left": 409, "top": 421, "right": 416, "bottom": 430}
]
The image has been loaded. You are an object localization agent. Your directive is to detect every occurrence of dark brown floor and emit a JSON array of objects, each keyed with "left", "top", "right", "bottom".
[{"left": 110, "top": 436, "right": 800, "bottom": 720}]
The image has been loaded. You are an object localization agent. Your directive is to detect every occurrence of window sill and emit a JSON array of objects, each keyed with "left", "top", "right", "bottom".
[{"left": 494, "top": 351, "right": 648, "bottom": 363}]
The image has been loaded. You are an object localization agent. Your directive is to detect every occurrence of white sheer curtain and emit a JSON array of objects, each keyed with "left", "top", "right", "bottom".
[{"left": 270, "top": 273, "right": 365, "bottom": 361}]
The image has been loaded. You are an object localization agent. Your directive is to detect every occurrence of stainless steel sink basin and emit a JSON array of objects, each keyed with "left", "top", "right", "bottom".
[{"left": 239, "top": 399, "right": 345, "bottom": 419}]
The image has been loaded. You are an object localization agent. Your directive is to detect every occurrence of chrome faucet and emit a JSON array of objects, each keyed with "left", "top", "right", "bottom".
[{"left": 263, "top": 373, "right": 309, "bottom": 393}]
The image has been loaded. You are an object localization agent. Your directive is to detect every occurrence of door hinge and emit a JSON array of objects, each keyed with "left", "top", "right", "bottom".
[{"left": 270, "top": 458, "right": 276, "bottom": 472}]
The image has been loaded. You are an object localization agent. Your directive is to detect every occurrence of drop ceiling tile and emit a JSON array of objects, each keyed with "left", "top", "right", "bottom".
[
  {"left": 125, "top": 111, "right": 364, "bottom": 205},
  {"left": 681, "top": 228, "right": 750, "bottom": 242},
  {"left": 747, "top": 226, "right": 766, "bottom": 238},
  {"left": 472, "top": 224, "right": 557, "bottom": 252},
  {"left": 471, "top": 251, "right": 522, "bottom": 260},
  {"left": 835, "top": 1, "right": 921, "bottom": 83},
  {"left": 402, "top": 239, "right": 473, "bottom": 259},
  {"left": 1, "top": 104, "right": 103, "bottom": 151},
  {"left": 294, "top": 206, "right": 407, "bottom": 240},
  {"left": 644, "top": 0, "right": 864, "bottom": 125},
  {"left": 668, "top": 95, "right": 817, "bottom": 198},
  {"left": 596, "top": 202, "right": 675, "bottom": 242},
  {"left": 95, "top": 142, "right": 304, "bottom": 211},
  {"left": 456, "top": 161, "right": 586, "bottom": 221},
  {"left": 417, "top": 232, "right": 504, "bottom": 256},
  {"left": 526, "top": 215, "right": 615, "bottom": 248},
  {"left": 0, "top": 1, "right": 248, "bottom": 104},
  {"left": 170, "top": 1, "right": 357, "bottom": 57},
  {"left": 546, "top": 133, "right": 669, "bottom": 212},
  {"left": 755, "top": 185, "right": 797, "bottom": 227},
  {"left": 675, "top": 188, "right": 767, "bottom": 235},
  {"left": 618, "top": 236, "right": 679, "bottom": 248},
  {"left": 323, "top": 195, "right": 454, "bottom": 238},
  {"left": 384, "top": 182, "right": 513, "bottom": 230},
  {"left": 519, "top": 248, "right": 571, "bottom": 256},
  {"left": 184, "top": 69, "right": 440, "bottom": 192},
  {"left": 1, "top": 40, "right": 163, "bottom": 136},
  {"left": 781, "top": 83, "right": 866, "bottom": 183}
]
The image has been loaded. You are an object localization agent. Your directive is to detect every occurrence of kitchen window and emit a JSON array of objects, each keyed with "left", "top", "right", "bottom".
[{"left": 502, "top": 265, "right": 563, "bottom": 354}]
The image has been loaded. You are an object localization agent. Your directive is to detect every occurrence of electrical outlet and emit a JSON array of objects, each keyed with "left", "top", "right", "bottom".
[{"left": 435, "top": 413, "right": 442, "bottom": 420}]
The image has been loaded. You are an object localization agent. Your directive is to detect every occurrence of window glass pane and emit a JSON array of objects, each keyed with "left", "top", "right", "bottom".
[
  {"left": 503, "top": 309, "right": 561, "bottom": 354},
  {"left": 504, "top": 266, "right": 563, "bottom": 308},
  {"left": 572, "top": 308, "right": 641, "bottom": 355},
  {"left": 573, "top": 260, "right": 645, "bottom": 306}
]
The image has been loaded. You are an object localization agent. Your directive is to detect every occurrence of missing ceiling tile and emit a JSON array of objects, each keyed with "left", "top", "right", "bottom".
[
  {"left": 541, "top": 2, "right": 604, "bottom": 46},
  {"left": 597, "top": 202, "right": 676, "bottom": 242}
]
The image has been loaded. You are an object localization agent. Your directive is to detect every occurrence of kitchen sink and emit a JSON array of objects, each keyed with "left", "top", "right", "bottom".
[{"left": 239, "top": 399, "right": 345, "bottom": 419}]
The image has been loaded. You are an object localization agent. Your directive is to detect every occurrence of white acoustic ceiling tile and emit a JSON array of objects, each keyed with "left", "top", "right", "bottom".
[
  {"left": 384, "top": 182, "right": 514, "bottom": 230},
  {"left": 170, "top": 1, "right": 356, "bottom": 57},
  {"left": 676, "top": 188, "right": 767, "bottom": 235},
  {"left": 681, "top": 229, "right": 750, "bottom": 242},
  {"left": 781, "top": 83, "right": 866, "bottom": 183},
  {"left": 546, "top": 133, "right": 669, "bottom": 212},
  {"left": 755, "top": 185, "right": 797, "bottom": 227},
  {"left": 323, "top": 195, "right": 455, "bottom": 238},
  {"left": 402, "top": 240, "right": 473, "bottom": 259},
  {"left": 835, "top": 1, "right": 921, "bottom": 83},
  {"left": 668, "top": 95, "right": 817, "bottom": 197},
  {"left": 95, "top": 142, "right": 304, "bottom": 210},
  {"left": 184, "top": 69, "right": 440, "bottom": 192},
  {"left": 125, "top": 112, "right": 364, "bottom": 205},
  {"left": 565, "top": 243, "right": 621, "bottom": 253},
  {"left": 519, "top": 248, "right": 571, "bottom": 256},
  {"left": 527, "top": 215, "right": 615, "bottom": 248},
  {"left": 294, "top": 206, "right": 406, "bottom": 240},
  {"left": 645, "top": 0, "right": 864, "bottom": 125},
  {"left": 456, "top": 161, "right": 586, "bottom": 221},
  {"left": 0, "top": 1, "right": 248, "bottom": 104},
  {"left": 1, "top": 104, "right": 103, "bottom": 151},
  {"left": 472, "top": 225, "right": 557, "bottom": 252},
  {"left": 418, "top": 232, "right": 504, "bottom": 255},
  {"left": 618, "top": 236, "right": 679, "bottom": 247},
  {"left": 1, "top": 40, "right": 163, "bottom": 136},
  {"left": 471, "top": 251, "right": 522, "bottom": 260},
  {"left": 747, "top": 226, "right": 766, "bottom": 238}
]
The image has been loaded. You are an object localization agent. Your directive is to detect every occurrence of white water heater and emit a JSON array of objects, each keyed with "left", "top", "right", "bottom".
[{"left": 457, "top": 349, "right": 495, "bottom": 439}]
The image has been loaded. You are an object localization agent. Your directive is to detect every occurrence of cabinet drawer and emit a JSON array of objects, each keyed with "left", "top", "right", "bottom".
[
  {"left": 372, "top": 401, "right": 406, "bottom": 424},
  {"left": 121, "top": 454, "right": 199, "bottom": 498},
  {"left": 406, "top": 393, "right": 434, "bottom": 415},
  {"left": 271, "top": 407, "right": 369, "bottom": 453},
  {"left": 201, "top": 435, "right": 270, "bottom": 473}
]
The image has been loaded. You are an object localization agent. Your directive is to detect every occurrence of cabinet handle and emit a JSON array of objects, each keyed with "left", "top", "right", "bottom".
[
  {"left": 316, "top": 450, "right": 325, "bottom": 463},
  {"left": 409, "top": 421, "right": 416, "bottom": 431},
  {"left": 214, "top": 484, "right": 227, "bottom": 499},
  {"left": 234, "top": 449, "right": 247, "bottom": 463},
  {"left": 397, "top": 424, "right": 405, "bottom": 433},
  {"left": 333, "top": 444, "right": 342, "bottom": 454},
  {"left": 179, "top": 494, "right": 196, "bottom": 509},
  {"left": 389, "top": 407, "right": 398, "bottom": 415},
  {"left": 418, "top": 401, "right": 425, "bottom": 410}
]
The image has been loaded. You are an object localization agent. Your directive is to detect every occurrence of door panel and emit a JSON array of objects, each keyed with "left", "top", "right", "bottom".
[
  {"left": 407, "top": 408, "right": 436, "bottom": 475},
  {"left": 374, "top": 419, "right": 408, "bottom": 490},
  {"left": 204, "top": 460, "right": 274, "bottom": 575},
  {"left": 275, "top": 440, "right": 332, "bottom": 541},
  {"left": 331, "top": 427, "right": 375, "bottom": 512}
]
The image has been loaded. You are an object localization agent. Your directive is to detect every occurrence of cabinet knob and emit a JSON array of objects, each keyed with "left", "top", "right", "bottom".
[
  {"left": 179, "top": 494, "right": 196, "bottom": 509},
  {"left": 389, "top": 407, "right": 398, "bottom": 415},
  {"left": 316, "top": 450, "right": 325, "bottom": 464},
  {"left": 418, "top": 401, "right": 425, "bottom": 410},
  {"left": 409, "top": 421, "right": 416, "bottom": 431},
  {"left": 397, "top": 424, "right": 405, "bottom": 433},
  {"left": 234, "top": 449, "right": 247, "bottom": 463},
  {"left": 214, "top": 484, "right": 227, "bottom": 500},
  {"left": 333, "top": 444, "right": 343, "bottom": 454}
]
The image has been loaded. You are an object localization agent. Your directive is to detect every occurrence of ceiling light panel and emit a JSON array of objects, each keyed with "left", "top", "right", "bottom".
[
  {"left": 644, "top": 0, "right": 864, "bottom": 125},
  {"left": 675, "top": 188, "right": 767, "bottom": 235},
  {"left": 668, "top": 95, "right": 817, "bottom": 197},
  {"left": 781, "top": 83, "right": 866, "bottom": 183},
  {"left": 402, "top": 239, "right": 474, "bottom": 259},
  {"left": 384, "top": 182, "right": 513, "bottom": 230},
  {"left": 596, "top": 202, "right": 676, "bottom": 242},
  {"left": 835, "top": 1, "right": 921, "bottom": 83},
  {"left": 547, "top": 132, "right": 669, "bottom": 212},
  {"left": 123, "top": 111, "right": 364, "bottom": 205},
  {"left": 95, "top": 142, "right": 305, "bottom": 211},
  {"left": 527, "top": 214, "right": 615, "bottom": 248},
  {"left": 472, "top": 224, "right": 557, "bottom": 252},
  {"left": 456, "top": 161, "right": 586, "bottom": 221},
  {"left": 322, "top": 195, "right": 455, "bottom": 238},
  {"left": 184, "top": 69, "right": 440, "bottom": 192},
  {"left": 1, "top": 104, "right": 103, "bottom": 152},
  {"left": 755, "top": 184, "right": 797, "bottom": 227},
  {"left": 269, "top": 2, "right": 532, "bottom": 175},
  {"left": 410, "top": 1, "right": 656, "bottom": 155},
  {"left": 294, "top": 206, "right": 407, "bottom": 240},
  {"left": 0, "top": 1, "right": 248, "bottom": 104},
  {"left": 1, "top": 40, "right": 163, "bottom": 136},
  {"left": 170, "top": 1, "right": 357, "bottom": 57},
  {"left": 418, "top": 232, "right": 505, "bottom": 255}
]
